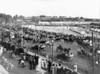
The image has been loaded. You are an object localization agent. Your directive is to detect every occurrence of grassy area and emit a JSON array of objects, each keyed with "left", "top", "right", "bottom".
[{"left": 1, "top": 25, "right": 100, "bottom": 74}]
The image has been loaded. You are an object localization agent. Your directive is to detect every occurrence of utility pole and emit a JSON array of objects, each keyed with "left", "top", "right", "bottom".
[
  {"left": 37, "top": 36, "right": 40, "bottom": 54},
  {"left": 52, "top": 40, "right": 54, "bottom": 63},
  {"left": 1, "top": 29, "right": 3, "bottom": 43},
  {"left": 92, "top": 31, "right": 95, "bottom": 74},
  {"left": 97, "top": 50, "right": 100, "bottom": 74},
  {"left": 21, "top": 27, "right": 24, "bottom": 48}
]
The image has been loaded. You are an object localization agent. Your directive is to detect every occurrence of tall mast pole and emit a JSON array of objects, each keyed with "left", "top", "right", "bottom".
[{"left": 92, "top": 31, "right": 95, "bottom": 74}]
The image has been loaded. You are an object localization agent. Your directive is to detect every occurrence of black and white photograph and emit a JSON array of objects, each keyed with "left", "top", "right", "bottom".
[{"left": 0, "top": 0, "right": 100, "bottom": 74}]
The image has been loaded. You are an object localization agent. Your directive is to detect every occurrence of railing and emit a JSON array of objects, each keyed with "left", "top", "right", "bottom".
[{"left": 25, "top": 50, "right": 82, "bottom": 74}]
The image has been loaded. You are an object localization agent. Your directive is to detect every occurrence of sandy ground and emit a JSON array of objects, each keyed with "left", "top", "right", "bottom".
[
  {"left": 22, "top": 25, "right": 81, "bottom": 36},
  {"left": 22, "top": 25, "right": 100, "bottom": 38}
]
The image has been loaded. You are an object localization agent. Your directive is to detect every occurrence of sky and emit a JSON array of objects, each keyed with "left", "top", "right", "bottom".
[{"left": 0, "top": 0, "right": 100, "bottom": 18}]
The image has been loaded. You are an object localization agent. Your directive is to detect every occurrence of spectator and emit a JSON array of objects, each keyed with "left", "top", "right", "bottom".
[
  {"left": 18, "top": 58, "right": 25, "bottom": 67},
  {"left": 29, "top": 56, "right": 34, "bottom": 70},
  {"left": 41, "top": 59, "right": 45, "bottom": 69},
  {"left": 47, "top": 59, "right": 52, "bottom": 72},
  {"left": 74, "top": 63, "right": 78, "bottom": 72},
  {"left": 57, "top": 63, "right": 62, "bottom": 74},
  {"left": 69, "top": 53, "right": 74, "bottom": 60},
  {"left": 0, "top": 46, "right": 4, "bottom": 57},
  {"left": 51, "top": 63, "right": 55, "bottom": 74},
  {"left": 34, "top": 55, "right": 39, "bottom": 66}
]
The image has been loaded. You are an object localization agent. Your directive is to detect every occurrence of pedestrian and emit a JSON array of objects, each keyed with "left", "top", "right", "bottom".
[
  {"left": 41, "top": 59, "right": 44, "bottom": 69},
  {"left": 45, "top": 59, "right": 48, "bottom": 69},
  {"left": 32, "top": 56, "right": 36, "bottom": 70},
  {"left": 29, "top": 56, "right": 33, "bottom": 70},
  {"left": 34, "top": 55, "right": 39, "bottom": 66},
  {"left": 57, "top": 63, "right": 62, "bottom": 74},
  {"left": 0, "top": 46, "right": 4, "bottom": 58},
  {"left": 51, "top": 63, "right": 55, "bottom": 74},
  {"left": 74, "top": 63, "right": 78, "bottom": 72},
  {"left": 18, "top": 58, "right": 25, "bottom": 67},
  {"left": 36, "top": 57, "right": 42, "bottom": 71},
  {"left": 48, "top": 59, "right": 52, "bottom": 72}
]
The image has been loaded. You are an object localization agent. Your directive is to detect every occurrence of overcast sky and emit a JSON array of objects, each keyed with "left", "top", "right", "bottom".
[{"left": 0, "top": 0, "right": 100, "bottom": 18}]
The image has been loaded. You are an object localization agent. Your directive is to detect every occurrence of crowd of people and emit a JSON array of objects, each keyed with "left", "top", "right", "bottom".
[
  {"left": 0, "top": 42, "right": 78, "bottom": 74},
  {"left": 1, "top": 25, "right": 95, "bottom": 74},
  {"left": 0, "top": 45, "right": 15, "bottom": 74}
]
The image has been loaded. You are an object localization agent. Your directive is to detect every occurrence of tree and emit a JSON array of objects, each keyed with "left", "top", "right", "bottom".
[
  {"left": 13, "top": 14, "right": 18, "bottom": 21},
  {"left": 0, "top": 13, "right": 12, "bottom": 24},
  {"left": 31, "top": 16, "right": 39, "bottom": 23}
]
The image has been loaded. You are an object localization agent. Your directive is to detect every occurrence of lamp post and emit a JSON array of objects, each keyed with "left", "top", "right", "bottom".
[
  {"left": 37, "top": 36, "right": 40, "bottom": 54},
  {"left": 97, "top": 50, "right": 100, "bottom": 74},
  {"left": 21, "top": 28, "right": 24, "bottom": 48},
  {"left": 52, "top": 40, "right": 54, "bottom": 62},
  {"left": 51, "top": 40, "right": 54, "bottom": 74},
  {"left": 91, "top": 31, "right": 95, "bottom": 74},
  {"left": 21, "top": 35, "right": 24, "bottom": 47},
  {"left": 1, "top": 29, "right": 3, "bottom": 43}
]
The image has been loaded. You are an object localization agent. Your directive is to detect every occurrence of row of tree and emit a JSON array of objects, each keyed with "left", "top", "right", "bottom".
[
  {"left": 0, "top": 13, "right": 99, "bottom": 25},
  {"left": 0, "top": 13, "right": 12, "bottom": 24},
  {"left": 30, "top": 15, "right": 100, "bottom": 22},
  {"left": 0, "top": 13, "right": 26, "bottom": 24}
]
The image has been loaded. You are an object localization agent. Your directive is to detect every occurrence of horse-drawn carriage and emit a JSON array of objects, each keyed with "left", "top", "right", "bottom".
[
  {"left": 57, "top": 53, "right": 71, "bottom": 62},
  {"left": 56, "top": 45, "right": 71, "bottom": 54},
  {"left": 77, "top": 48, "right": 92, "bottom": 59},
  {"left": 56, "top": 45, "right": 72, "bottom": 62}
]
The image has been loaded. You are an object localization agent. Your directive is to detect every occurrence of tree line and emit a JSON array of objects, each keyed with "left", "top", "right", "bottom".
[
  {"left": 30, "top": 15, "right": 100, "bottom": 23},
  {"left": 0, "top": 13, "right": 26, "bottom": 24}
]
